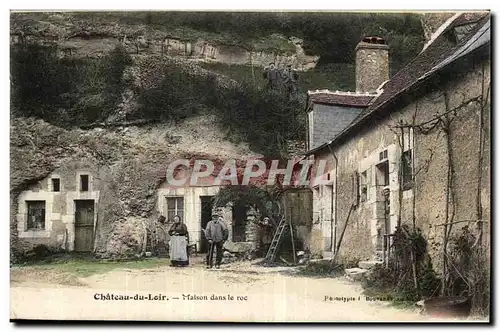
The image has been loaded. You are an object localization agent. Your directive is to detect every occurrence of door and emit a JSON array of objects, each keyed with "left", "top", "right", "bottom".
[
  {"left": 200, "top": 196, "right": 214, "bottom": 253},
  {"left": 74, "top": 200, "right": 95, "bottom": 252}
]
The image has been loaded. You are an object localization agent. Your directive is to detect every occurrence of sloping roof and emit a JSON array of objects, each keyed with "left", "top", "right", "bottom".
[
  {"left": 308, "top": 91, "right": 377, "bottom": 108},
  {"left": 366, "top": 12, "right": 489, "bottom": 113},
  {"left": 305, "top": 12, "right": 490, "bottom": 156}
]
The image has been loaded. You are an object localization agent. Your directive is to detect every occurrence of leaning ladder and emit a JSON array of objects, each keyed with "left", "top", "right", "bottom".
[{"left": 264, "top": 215, "right": 295, "bottom": 263}]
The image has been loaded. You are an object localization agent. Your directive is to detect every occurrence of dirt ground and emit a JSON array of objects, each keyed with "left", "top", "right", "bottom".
[{"left": 10, "top": 257, "right": 484, "bottom": 322}]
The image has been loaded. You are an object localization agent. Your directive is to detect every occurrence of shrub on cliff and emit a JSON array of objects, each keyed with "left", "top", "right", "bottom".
[{"left": 10, "top": 43, "right": 132, "bottom": 126}]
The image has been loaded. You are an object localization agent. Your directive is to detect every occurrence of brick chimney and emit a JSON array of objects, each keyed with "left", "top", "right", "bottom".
[{"left": 355, "top": 36, "right": 389, "bottom": 93}]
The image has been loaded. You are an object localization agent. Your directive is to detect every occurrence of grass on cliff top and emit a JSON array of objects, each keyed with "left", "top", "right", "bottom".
[
  {"left": 11, "top": 254, "right": 171, "bottom": 285},
  {"left": 199, "top": 62, "right": 355, "bottom": 93}
]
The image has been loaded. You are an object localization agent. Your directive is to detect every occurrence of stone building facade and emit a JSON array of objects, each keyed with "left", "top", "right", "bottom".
[
  {"left": 15, "top": 161, "right": 101, "bottom": 253},
  {"left": 305, "top": 13, "right": 490, "bottom": 268},
  {"left": 156, "top": 167, "right": 261, "bottom": 254}
]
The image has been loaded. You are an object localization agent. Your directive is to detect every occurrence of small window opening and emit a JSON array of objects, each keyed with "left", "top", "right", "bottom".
[
  {"left": 52, "top": 178, "right": 60, "bottom": 192},
  {"left": 379, "top": 150, "right": 388, "bottom": 161},
  {"left": 80, "top": 175, "right": 89, "bottom": 192}
]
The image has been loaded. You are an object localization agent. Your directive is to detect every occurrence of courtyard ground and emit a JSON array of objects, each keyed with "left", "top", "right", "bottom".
[{"left": 10, "top": 255, "right": 485, "bottom": 322}]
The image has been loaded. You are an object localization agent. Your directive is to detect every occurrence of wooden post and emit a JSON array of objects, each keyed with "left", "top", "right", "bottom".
[
  {"left": 289, "top": 218, "right": 296, "bottom": 265},
  {"left": 329, "top": 204, "right": 354, "bottom": 270}
]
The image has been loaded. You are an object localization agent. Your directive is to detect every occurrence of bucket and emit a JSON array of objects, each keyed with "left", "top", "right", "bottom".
[{"left": 423, "top": 296, "right": 471, "bottom": 318}]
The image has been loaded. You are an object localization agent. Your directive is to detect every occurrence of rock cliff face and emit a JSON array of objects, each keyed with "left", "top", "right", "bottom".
[
  {"left": 10, "top": 12, "right": 319, "bottom": 70},
  {"left": 9, "top": 12, "right": 309, "bottom": 261},
  {"left": 10, "top": 115, "right": 259, "bottom": 260}
]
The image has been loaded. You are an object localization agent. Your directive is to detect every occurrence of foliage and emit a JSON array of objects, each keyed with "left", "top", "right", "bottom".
[
  {"left": 10, "top": 43, "right": 70, "bottom": 120},
  {"left": 419, "top": 255, "right": 441, "bottom": 298},
  {"left": 447, "top": 226, "right": 490, "bottom": 315},
  {"left": 297, "top": 261, "right": 344, "bottom": 277},
  {"left": 10, "top": 43, "right": 132, "bottom": 126},
  {"left": 362, "top": 225, "right": 441, "bottom": 303},
  {"left": 136, "top": 62, "right": 305, "bottom": 156},
  {"left": 199, "top": 62, "right": 356, "bottom": 92},
  {"left": 214, "top": 185, "right": 282, "bottom": 218}
]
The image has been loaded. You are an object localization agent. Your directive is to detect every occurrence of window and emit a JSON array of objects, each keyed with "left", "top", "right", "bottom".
[
  {"left": 80, "top": 175, "right": 89, "bottom": 192},
  {"left": 379, "top": 150, "right": 388, "bottom": 161},
  {"left": 26, "top": 201, "right": 46, "bottom": 230},
  {"left": 359, "top": 171, "right": 368, "bottom": 202},
  {"left": 166, "top": 197, "right": 184, "bottom": 222},
  {"left": 401, "top": 150, "right": 413, "bottom": 190},
  {"left": 376, "top": 161, "right": 390, "bottom": 187},
  {"left": 52, "top": 178, "right": 60, "bottom": 192}
]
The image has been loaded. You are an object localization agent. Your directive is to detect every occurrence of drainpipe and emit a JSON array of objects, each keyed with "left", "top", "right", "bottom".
[{"left": 326, "top": 144, "right": 338, "bottom": 254}]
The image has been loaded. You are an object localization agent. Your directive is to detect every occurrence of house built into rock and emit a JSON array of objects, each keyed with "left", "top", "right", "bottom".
[{"left": 15, "top": 163, "right": 101, "bottom": 253}]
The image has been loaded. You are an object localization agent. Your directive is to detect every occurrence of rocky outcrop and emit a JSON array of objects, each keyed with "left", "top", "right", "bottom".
[
  {"left": 11, "top": 12, "right": 319, "bottom": 70},
  {"left": 10, "top": 115, "right": 257, "bottom": 260},
  {"left": 100, "top": 217, "right": 149, "bottom": 259}
]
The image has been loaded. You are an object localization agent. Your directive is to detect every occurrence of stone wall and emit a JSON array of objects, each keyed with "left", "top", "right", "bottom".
[{"left": 310, "top": 54, "right": 490, "bottom": 269}]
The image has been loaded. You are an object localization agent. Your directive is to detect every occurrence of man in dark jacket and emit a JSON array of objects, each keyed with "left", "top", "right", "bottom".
[
  {"left": 282, "top": 64, "right": 299, "bottom": 99},
  {"left": 263, "top": 62, "right": 280, "bottom": 91},
  {"left": 205, "top": 213, "right": 229, "bottom": 269}
]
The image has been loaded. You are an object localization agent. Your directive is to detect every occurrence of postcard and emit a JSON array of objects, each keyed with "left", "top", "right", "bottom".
[{"left": 9, "top": 10, "right": 491, "bottom": 323}]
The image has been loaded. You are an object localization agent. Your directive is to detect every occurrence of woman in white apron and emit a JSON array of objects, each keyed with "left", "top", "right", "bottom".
[{"left": 168, "top": 215, "right": 189, "bottom": 267}]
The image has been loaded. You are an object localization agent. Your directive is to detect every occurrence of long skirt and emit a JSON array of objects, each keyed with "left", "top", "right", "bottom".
[{"left": 169, "top": 235, "right": 189, "bottom": 266}]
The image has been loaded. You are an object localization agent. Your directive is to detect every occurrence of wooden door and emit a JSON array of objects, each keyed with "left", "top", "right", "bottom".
[
  {"left": 74, "top": 200, "right": 95, "bottom": 252},
  {"left": 283, "top": 189, "right": 313, "bottom": 226}
]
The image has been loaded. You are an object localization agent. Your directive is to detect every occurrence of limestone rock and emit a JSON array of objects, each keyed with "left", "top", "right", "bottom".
[
  {"left": 104, "top": 217, "right": 148, "bottom": 259},
  {"left": 345, "top": 267, "right": 368, "bottom": 281}
]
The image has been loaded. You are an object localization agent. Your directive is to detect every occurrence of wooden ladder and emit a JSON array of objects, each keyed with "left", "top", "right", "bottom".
[{"left": 264, "top": 215, "right": 296, "bottom": 264}]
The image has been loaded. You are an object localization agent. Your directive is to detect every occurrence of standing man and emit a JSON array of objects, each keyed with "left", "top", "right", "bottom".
[
  {"left": 283, "top": 64, "right": 299, "bottom": 99},
  {"left": 205, "top": 213, "right": 229, "bottom": 269},
  {"left": 263, "top": 62, "right": 280, "bottom": 91}
]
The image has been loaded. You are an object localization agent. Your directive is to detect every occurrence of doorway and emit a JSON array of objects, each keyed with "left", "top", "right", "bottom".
[
  {"left": 200, "top": 196, "right": 214, "bottom": 253},
  {"left": 232, "top": 202, "right": 247, "bottom": 242},
  {"left": 74, "top": 200, "right": 95, "bottom": 252}
]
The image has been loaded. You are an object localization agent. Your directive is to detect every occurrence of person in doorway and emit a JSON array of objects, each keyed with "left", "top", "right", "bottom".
[
  {"left": 155, "top": 215, "right": 169, "bottom": 257},
  {"left": 168, "top": 215, "right": 189, "bottom": 267},
  {"left": 205, "top": 213, "right": 229, "bottom": 269},
  {"left": 257, "top": 216, "right": 277, "bottom": 257}
]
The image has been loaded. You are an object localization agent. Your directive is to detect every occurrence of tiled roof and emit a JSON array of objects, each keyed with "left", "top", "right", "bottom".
[
  {"left": 308, "top": 92, "right": 376, "bottom": 108},
  {"left": 305, "top": 12, "right": 490, "bottom": 156}
]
